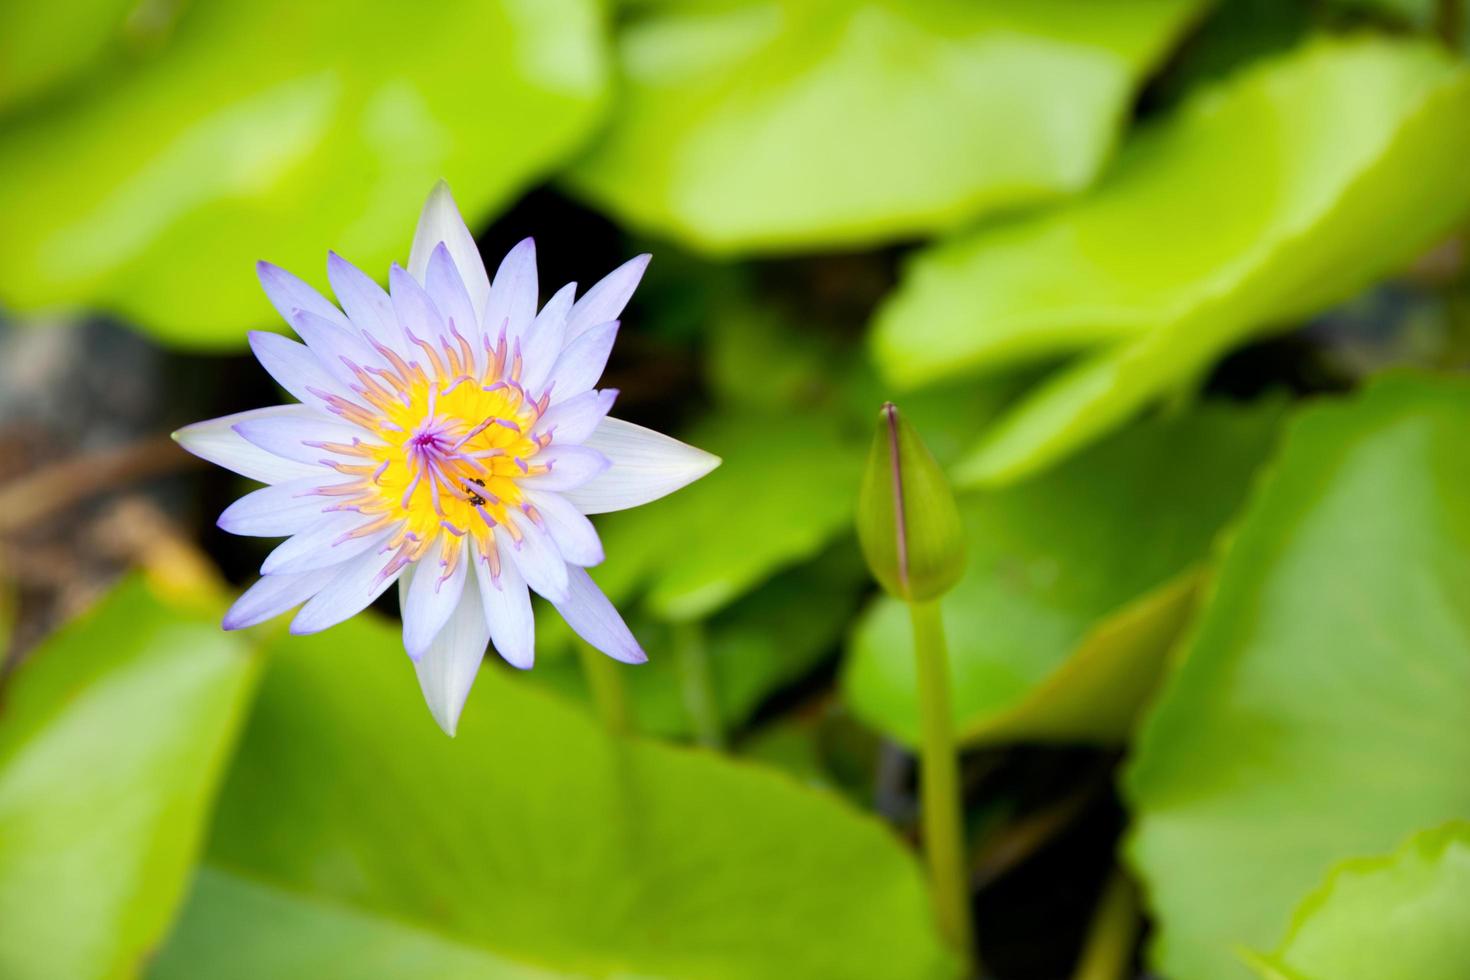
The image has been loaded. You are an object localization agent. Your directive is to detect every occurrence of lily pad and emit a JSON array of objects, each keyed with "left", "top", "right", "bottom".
[
  {"left": 153, "top": 614, "right": 956, "bottom": 979},
  {"left": 566, "top": 0, "right": 1202, "bottom": 252},
  {"left": 844, "top": 400, "right": 1280, "bottom": 747},
  {"left": 873, "top": 37, "right": 1470, "bottom": 483},
  {"left": 1247, "top": 822, "right": 1470, "bottom": 980},
  {"left": 0, "top": 0, "right": 607, "bottom": 348},
  {"left": 1124, "top": 375, "right": 1470, "bottom": 980},
  {"left": 0, "top": 578, "right": 259, "bottom": 980}
]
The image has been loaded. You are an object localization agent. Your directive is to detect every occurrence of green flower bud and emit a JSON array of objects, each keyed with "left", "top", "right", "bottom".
[{"left": 856, "top": 403, "right": 965, "bottom": 602}]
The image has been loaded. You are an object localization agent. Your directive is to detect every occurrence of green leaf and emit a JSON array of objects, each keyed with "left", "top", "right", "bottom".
[
  {"left": 874, "top": 37, "right": 1470, "bottom": 483},
  {"left": 0, "top": 0, "right": 139, "bottom": 113},
  {"left": 0, "top": 0, "right": 607, "bottom": 348},
  {"left": 565, "top": 0, "right": 1202, "bottom": 252},
  {"left": 153, "top": 614, "right": 957, "bottom": 980},
  {"left": 592, "top": 410, "right": 867, "bottom": 620},
  {"left": 844, "top": 400, "right": 1281, "bottom": 747},
  {"left": 0, "top": 577, "right": 260, "bottom": 980},
  {"left": 533, "top": 550, "right": 866, "bottom": 738},
  {"left": 1124, "top": 375, "right": 1470, "bottom": 980},
  {"left": 1247, "top": 823, "right": 1470, "bottom": 980}
]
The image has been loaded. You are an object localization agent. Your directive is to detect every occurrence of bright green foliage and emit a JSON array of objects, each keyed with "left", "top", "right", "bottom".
[
  {"left": 857, "top": 404, "right": 965, "bottom": 602},
  {"left": 591, "top": 410, "right": 867, "bottom": 620},
  {"left": 0, "top": 0, "right": 607, "bottom": 348},
  {"left": 0, "top": 578, "right": 259, "bottom": 980},
  {"left": 534, "top": 553, "right": 866, "bottom": 738},
  {"left": 153, "top": 614, "right": 957, "bottom": 979},
  {"left": 1125, "top": 376, "right": 1470, "bottom": 980},
  {"left": 565, "top": 0, "right": 1202, "bottom": 252},
  {"left": 874, "top": 37, "right": 1470, "bottom": 483},
  {"left": 845, "top": 401, "right": 1280, "bottom": 747},
  {"left": 0, "top": 0, "right": 139, "bottom": 113},
  {"left": 1248, "top": 823, "right": 1470, "bottom": 980}
]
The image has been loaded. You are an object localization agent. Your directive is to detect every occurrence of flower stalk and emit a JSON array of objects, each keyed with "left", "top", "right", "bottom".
[
  {"left": 673, "top": 620, "right": 724, "bottom": 748},
  {"left": 577, "top": 639, "right": 633, "bottom": 735},
  {"left": 856, "top": 402, "right": 974, "bottom": 972}
]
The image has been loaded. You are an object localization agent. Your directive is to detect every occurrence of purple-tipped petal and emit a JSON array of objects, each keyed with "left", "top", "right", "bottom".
[
  {"left": 173, "top": 406, "right": 323, "bottom": 485},
  {"left": 518, "top": 282, "right": 575, "bottom": 397},
  {"left": 504, "top": 512, "right": 569, "bottom": 603},
  {"left": 261, "top": 513, "right": 392, "bottom": 575},
  {"left": 543, "top": 320, "right": 617, "bottom": 403},
  {"left": 257, "top": 261, "right": 351, "bottom": 332},
  {"left": 475, "top": 546, "right": 534, "bottom": 669},
  {"left": 552, "top": 566, "right": 646, "bottom": 664},
  {"left": 408, "top": 181, "right": 489, "bottom": 322},
  {"left": 248, "top": 331, "right": 348, "bottom": 412},
  {"left": 526, "top": 490, "right": 603, "bottom": 567},
  {"left": 222, "top": 567, "right": 337, "bottom": 630},
  {"left": 389, "top": 263, "right": 448, "bottom": 346},
  {"left": 233, "top": 413, "right": 378, "bottom": 467},
  {"left": 291, "top": 543, "right": 404, "bottom": 635},
  {"left": 328, "top": 251, "right": 403, "bottom": 348},
  {"left": 566, "top": 254, "right": 649, "bottom": 341},
  {"left": 413, "top": 561, "right": 491, "bottom": 736},
  {"left": 518, "top": 444, "right": 611, "bottom": 492},
  {"left": 399, "top": 537, "right": 469, "bottom": 661},
  {"left": 424, "top": 243, "right": 478, "bottom": 344},
  {"left": 484, "top": 238, "right": 537, "bottom": 346},
  {"left": 217, "top": 476, "right": 341, "bottom": 537},
  {"left": 562, "top": 418, "right": 721, "bottom": 515},
  {"left": 532, "top": 388, "right": 617, "bottom": 445},
  {"left": 291, "top": 309, "right": 383, "bottom": 390}
]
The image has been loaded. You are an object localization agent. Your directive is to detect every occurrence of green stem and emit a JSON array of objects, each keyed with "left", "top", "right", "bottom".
[
  {"left": 909, "top": 599, "right": 977, "bottom": 973},
  {"left": 1437, "top": 0, "right": 1463, "bottom": 49},
  {"left": 1071, "top": 868, "right": 1139, "bottom": 980},
  {"left": 577, "top": 641, "right": 632, "bottom": 735},
  {"left": 673, "top": 620, "right": 725, "bottom": 748}
]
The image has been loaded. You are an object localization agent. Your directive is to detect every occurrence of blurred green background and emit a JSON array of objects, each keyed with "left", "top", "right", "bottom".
[{"left": 3, "top": 1, "right": 1470, "bottom": 978}]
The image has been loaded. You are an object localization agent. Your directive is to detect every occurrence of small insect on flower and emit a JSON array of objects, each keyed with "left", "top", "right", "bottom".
[{"left": 175, "top": 182, "right": 720, "bottom": 735}]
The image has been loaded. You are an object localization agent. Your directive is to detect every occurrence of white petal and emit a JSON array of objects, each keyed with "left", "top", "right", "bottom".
[
  {"left": 424, "top": 243, "right": 479, "bottom": 345},
  {"left": 518, "top": 444, "right": 610, "bottom": 492},
  {"left": 475, "top": 544, "right": 534, "bottom": 669},
  {"left": 561, "top": 418, "right": 720, "bottom": 515},
  {"left": 532, "top": 388, "right": 617, "bottom": 445},
  {"left": 291, "top": 310, "right": 384, "bottom": 390},
  {"left": 232, "top": 413, "right": 378, "bottom": 467},
  {"left": 217, "top": 476, "right": 342, "bottom": 537},
  {"left": 257, "top": 261, "right": 351, "bottom": 332},
  {"left": 398, "top": 537, "right": 469, "bottom": 661},
  {"left": 519, "top": 282, "right": 575, "bottom": 397},
  {"left": 248, "top": 331, "right": 347, "bottom": 412},
  {"left": 173, "top": 406, "right": 324, "bottom": 485},
  {"left": 552, "top": 567, "right": 646, "bottom": 664},
  {"left": 483, "top": 238, "right": 537, "bottom": 347},
  {"left": 261, "top": 513, "right": 392, "bottom": 576},
  {"left": 408, "top": 181, "right": 489, "bottom": 323},
  {"left": 222, "top": 567, "right": 337, "bottom": 630},
  {"left": 291, "top": 541, "right": 403, "bottom": 635},
  {"left": 526, "top": 490, "right": 603, "bottom": 567},
  {"left": 390, "top": 263, "right": 449, "bottom": 348},
  {"left": 328, "top": 251, "right": 404, "bottom": 348},
  {"left": 503, "top": 513, "right": 569, "bottom": 602},
  {"left": 544, "top": 320, "right": 617, "bottom": 402},
  {"left": 567, "top": 254, "right": 649, "bottom": 342},
  {"left": 413, "top": 560, "right": 491, "bottom": 737}
]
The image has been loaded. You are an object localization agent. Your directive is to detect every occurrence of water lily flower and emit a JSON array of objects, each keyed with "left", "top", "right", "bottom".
[{"left": 175, "top": 182, "right": 719, "bottom": 735}]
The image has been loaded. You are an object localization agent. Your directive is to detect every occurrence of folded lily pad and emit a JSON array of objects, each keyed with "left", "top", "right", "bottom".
[
  {"left": 1247, "top": 822, "right": 1470, "bottom": 980},
  {"left": 1125, "top": 375, "right": 1470, "bottom": 980},
  {"left": 844, "top": 400, "right": 1280, "bottom": 747},
  {"left": 566, "top": 0, "right": 1202, "bottom": 252},
  {"left": 0, "top": 578, "right": 259, "bottom": 980},
  {"left": 874, "top": 37, "right": 1470, "bottom": 484},
  {"left": 153, "top": 614, "right": 956, "bottom": 979},
  {"left": 0, "top": 0, "right": 607, "bottom": 347}
]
